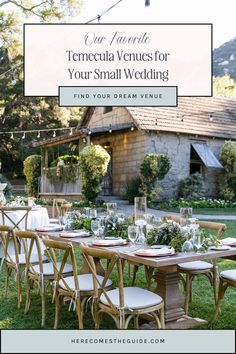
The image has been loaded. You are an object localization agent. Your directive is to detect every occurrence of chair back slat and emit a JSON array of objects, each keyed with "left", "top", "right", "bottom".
[
  {"left": 52, "top": 199, "right": 71, "bottom": 218},
  {"left": 14, "top": 230, "right": 44, "bottom": 274},
  {"left": 42, "top": 237, "right": 79, "bottom": 292},
  {"left": 79, "top": 243, "right": 124, "bottom": 311},
  {"left": 0, "top": 225, "right": 20, "bottom": 266},
  {"left": 0, "top": 207, "right": 32, "bottom": 230}
]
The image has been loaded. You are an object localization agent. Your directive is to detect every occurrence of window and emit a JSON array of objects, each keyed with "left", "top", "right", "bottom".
[
  {"left": 190, "top": 145, "right": 203, "bottom": 175},
  {"left": 104, "top": 107, "right": 113, "bottom": 114}
]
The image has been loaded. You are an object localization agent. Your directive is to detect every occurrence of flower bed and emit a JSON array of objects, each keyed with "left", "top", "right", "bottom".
[{"left": 157, "top": 198, "right": 236, "bottom": 209}]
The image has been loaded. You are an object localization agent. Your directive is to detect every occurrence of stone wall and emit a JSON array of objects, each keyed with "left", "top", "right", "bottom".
[
  {"left": 88, "top": 107, "right": 132, "bottom": 127},
  {"left": 146, "top": 132, "right": 225, "bottom": 199}
]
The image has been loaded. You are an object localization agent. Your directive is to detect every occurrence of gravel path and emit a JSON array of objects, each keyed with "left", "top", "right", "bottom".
[{"left": 104, "top": 198, "right": 236, "bottom": 220}]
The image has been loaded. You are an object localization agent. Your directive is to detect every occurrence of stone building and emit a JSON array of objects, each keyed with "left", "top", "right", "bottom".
[{"left": 35, "top": 96, "right": 236, "bottom": 200}]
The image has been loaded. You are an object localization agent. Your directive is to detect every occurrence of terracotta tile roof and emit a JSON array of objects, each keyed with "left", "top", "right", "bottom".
[{"left": 126, "top": 96, "right": 236, "bottom": 139}]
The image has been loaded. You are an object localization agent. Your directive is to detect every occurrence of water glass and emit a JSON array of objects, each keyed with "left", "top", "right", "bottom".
[
  {"left": 106, "top": 203, "right": 117, "bottom": 216},
  {"left": 128, "top": 225, "right": 138, "bottom": 244},
  {"left": 89, "top": 209, "right": 97, "bottom": 219},
  {"left": 134, "top": 197, "right": 147, "bottom": 223},
  {"left": 84, "top": 207, "right": 91, "bottom": 217},
  {"left": 91, "top": 219, "right": 101, "bottom": 238},
  {"left": 192, "top": 231, "right": 204, "bottom": 253}
]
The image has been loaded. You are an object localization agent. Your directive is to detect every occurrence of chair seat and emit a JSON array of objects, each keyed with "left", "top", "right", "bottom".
[
  {"left": 59, "top": 274, "right": 112, "bottom": 292},
  {"left": 7, "top": 253, "right": 48, "bottom": 265},
  {"left": 220, "top": 269, "right": 236, "bottom": 282},
  {"left": 178, "top": 261, "right": 213, "bottom": 271},
  {"left": 31, "top": 262, "right": 73, "bottom": 276},
  {"left": 100, "top": 286, "right": 163, "bottom": 310}
]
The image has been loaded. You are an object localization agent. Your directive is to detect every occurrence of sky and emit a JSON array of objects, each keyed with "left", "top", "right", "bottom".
[{"left": 76, "top": 0, "right": 236, "bottom": 49}]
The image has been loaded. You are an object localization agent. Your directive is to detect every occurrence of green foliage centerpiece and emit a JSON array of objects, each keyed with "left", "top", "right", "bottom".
[{"left": 147, "top": 220, "right": 220, "bottom": 252}]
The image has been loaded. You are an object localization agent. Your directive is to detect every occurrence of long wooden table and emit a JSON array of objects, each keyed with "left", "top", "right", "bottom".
[{"left": 38, "top": 232, "right": 236, "bottom": 328}]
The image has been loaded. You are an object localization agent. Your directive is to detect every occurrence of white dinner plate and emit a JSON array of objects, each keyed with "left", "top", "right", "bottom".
[{"left": 209, "top": 245, "right": 231, "bottom": 251}]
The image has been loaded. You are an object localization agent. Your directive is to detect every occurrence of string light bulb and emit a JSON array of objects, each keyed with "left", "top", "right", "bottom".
[
  {"left": 37, "top": 131, "right": 41, "bottom": 138},
  {"left": 109, "top": 125, "right": 112, "bottom": 133},
  {"left": 209, "top": 112, "right": 214, "bottom": 121},
  {"left": 22, "top": 132, "right": 25, "bottom": 139},
  {"left": 83, "top": 137, "right": 87, "bottom": 143},
  {"left": 10, "top": 132, "right": 14, "bottom": 140},
  {"left": 69, "top": 128, "right": 73, "bottom": 136},
  {"left": 130, "top": 124, "right": 135, "bottom": 131},
  {"left": 88, "top": 128, "right": 91, "bottom": 135},
  {"left": 53, "top": 130, "right": 56, "bottom": 138}
]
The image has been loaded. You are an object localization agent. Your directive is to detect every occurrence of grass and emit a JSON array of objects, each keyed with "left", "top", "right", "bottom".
[
  {"left": 0, "top": 220, "right": 236, "bottom": 330},
  {"left": 158, "top": 208, "right": 236, "bottom": 216}
]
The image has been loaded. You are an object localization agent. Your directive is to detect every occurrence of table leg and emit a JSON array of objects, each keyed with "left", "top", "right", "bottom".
[
  {"left": 80, "top": 255, "right": 105, "bottom": 276},
  {"left": 154, "top": 267, "right": 185, "bottom": 322}
]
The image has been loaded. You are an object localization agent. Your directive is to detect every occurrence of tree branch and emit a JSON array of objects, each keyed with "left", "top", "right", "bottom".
[
  {"left": 0, "top": 0, "right": 11, "bottom": 8},
  {"left": 0, "top": 0, "right": 48, "bottom": 13}
]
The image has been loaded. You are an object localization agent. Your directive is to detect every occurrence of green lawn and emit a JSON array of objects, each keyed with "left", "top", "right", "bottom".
[
  {"left": 0, "top": 220, "right": 236, "bottom": 330},
  {"left": 159, "top": 208, "right": 236, "bottom": 216}
]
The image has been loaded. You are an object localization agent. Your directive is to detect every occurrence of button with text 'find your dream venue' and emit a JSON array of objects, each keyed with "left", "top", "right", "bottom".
[{"left": 59, "top": 86, "right": 177, "bottom": 107}]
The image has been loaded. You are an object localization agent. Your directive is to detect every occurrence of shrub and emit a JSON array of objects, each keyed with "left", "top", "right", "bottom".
[
  {"left": 23, "top": 155, "right": 41, "bottom": 197},
  {"left": 139, "top": 153, "right": 171, "bottom": 205},
  {"left": 123, "top": 176, "right": 142, "bottom": 204},
  {"left": 78, "top": 145, "right": 110, "bottom": 203},
  {"left": 0, "top": 174, "right": 12, "bottom": 198},
  {"left": 220, "top": 141, "right": 236, "bottom": 174},
  {"left": 157, "top": 197, "right": 236, "bottom": 209},
  {"left": 219, "top": 141, "right": 236, "bottom": 199},
  {"left": 178, "top": 172, "right": 206, "bottom": 200},
  {"left": 140, "top": 153, "right": 171, "bottom": 181}
]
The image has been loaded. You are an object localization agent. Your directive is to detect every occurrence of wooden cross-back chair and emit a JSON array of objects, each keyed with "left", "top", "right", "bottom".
[
  {"left": 80, "top": 243, "right": 165, "bottom": 329},
  {"left": 14, "top": 230, "right": 71, "bottom": 327},
  {"left": 212, "top": 268, "right": 236, "bottom": 322},
  {"left": 162, "top": 215, "right": 227, "bottom": 314},
  {"left": 42, "top": 238, "right": 112, "bottom": 329},
  {"left": 0, "top": 206, "right": 32, "bottom": 230},
  {"left": 0, "top": 225, "right": 23, "bottom": 308},
  {"left": 50, "top": 199, "right": 73, "bottom": 224}
]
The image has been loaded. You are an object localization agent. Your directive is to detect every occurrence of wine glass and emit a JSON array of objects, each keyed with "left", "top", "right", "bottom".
[
  {"left": 91, "top": 219, "right": 101, "bottom": 238},
  {"left": 128, "top": 225, "right": 138, "bottom": 244}
]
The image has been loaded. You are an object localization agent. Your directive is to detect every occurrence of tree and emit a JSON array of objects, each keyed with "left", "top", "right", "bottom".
[
  {"left": 213, "top": 75, "right": 236, "bottom": 97},
  {"left": 0, "top": 1, "right": 83, "bottom": 179},
  {"left": 0, "top": 0, "right": 81, "bottom": 21}
]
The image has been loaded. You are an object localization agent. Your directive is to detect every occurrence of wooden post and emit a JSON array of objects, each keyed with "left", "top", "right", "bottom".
[{"left": 41, "top": 147, "right": 48, "bottom": 193}]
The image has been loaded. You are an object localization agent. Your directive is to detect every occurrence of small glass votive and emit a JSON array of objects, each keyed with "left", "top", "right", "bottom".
[{"left": 180, "top": 207, "right": 193, "bottom": 226}]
